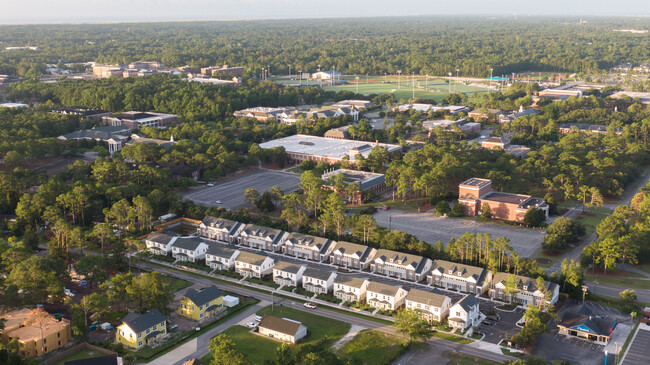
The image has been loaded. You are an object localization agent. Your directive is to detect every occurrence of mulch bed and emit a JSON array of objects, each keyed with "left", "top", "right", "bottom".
[
  {"left": 536, "top": 258, "right": 552, "bottom": 264},
  {"left": 581, "top": 212, "right": 596, "bottom": 217},
  {"left": 543, "top": 250, "right": 562, "bottom": 257}
]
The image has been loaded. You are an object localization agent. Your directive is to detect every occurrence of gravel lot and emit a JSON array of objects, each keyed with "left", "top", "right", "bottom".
[
  {"left": 182, "top": 170, "right": 301, "bottom": 210},
  {"left": 372, "top": 209, "right": 545, "bottom": 258}
]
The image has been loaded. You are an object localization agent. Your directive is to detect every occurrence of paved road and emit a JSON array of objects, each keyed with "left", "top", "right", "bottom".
[
  {"left": 586, "top": 281, "right": 650, "bottom": 303},
  {"left": 373, "top": 209, "right": 545, "bottom": 258},
  {"left": 139, "top": 263, "right": 516, "bottom": 365},
  {"left": 182, "top": 169, "right": 301, "bottom": 210}
]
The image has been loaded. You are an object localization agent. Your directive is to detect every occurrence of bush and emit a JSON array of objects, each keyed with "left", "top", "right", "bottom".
[
  {"left": 435, "top": 200, "right": 450, "bottom": 215},
  {"left": 450, "top": 203, "right": 464, "bottom": 217}
]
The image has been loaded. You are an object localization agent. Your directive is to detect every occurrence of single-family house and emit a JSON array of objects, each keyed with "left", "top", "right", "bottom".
[
  {"left": 366, "top": 282, "right": 408, "bottom": 311},
  {"left": 178, "top": 286, "right": 224, "bottom": 321},
  {"left": 273, "top": 261, "right": 307, "bottom": 287},
  {"left": 490, "top": 273, "right": 559, "bottom": 308},
  {"left": 258, "top": 316, "right": 308, "bottom": 344},
  {"left": 171, "top": 237, "right": 209, "bottom": 262},
  {"left": 333, "top": 275, "right": 369, "bottom": 303},
  {"left": 205, "top": 245, "right": 240, "bottom": 270},
  {"left": 302, "top": 266, "right": 337, "bottom": 294},
  {"left": 197, "top": 216, "right": 243, "bottom": 243},
  {"left": 405, "top": 288, "right": 452, "bottom": 323},
  {"left": 369, "top": 249, "right": 432, "bottom": 282},
  {"left": 447, "top": 294, "right": 480, "bottom": 332},
  {"left": 283, "top": 233, "right": 334, "bottom": 262},
  {"left": 116, "top": 310, "right": 167, "bottom": 349},
  {"left": 143, "top": 232, "right": 177, "bottom": 256},
  {"left": 329, "top": 241, "right": 377, "bottom": 270},
  {"left": 428, "top": 259, "right": 489, "bottom": 295},
  {"left": 238, "top": 224, "right": 288, "bottom": 252},
  {"left": 234, "top": 251, "right": 274, "bottom": 278}
]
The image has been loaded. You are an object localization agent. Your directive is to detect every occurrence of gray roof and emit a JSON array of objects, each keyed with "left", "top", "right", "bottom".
[
  {"left": 332, "top": 241, "right": 373, "bottom": 260},
  {"left": 559, "top": 304, "right": 616, "bottom": 336},
  {"left": 454, "top": 294, "right": 479, "bottom": 312},
  {"left": 430, "top": 260, "right": 486, "bottom": 284},
  {"left": 201, "top": 216, "right": 241, "bottom": 235},
  {"left": 184, "top": 286, "right": 223, "bottom": 307},
  {"left": 273, "top": 261, "right": 305, "bottom": 274},
  {"left": 59, "top": 125, "right": 130, "bottom": 141},
  {"left": 121, "top": 309, "right": 166, "bottom": 333},
  {"left": 241, "top": 224, "right": 285, "bottom": 244},
  {"left": 144, "top": 232, "right": 175, "bottom": 246},
  {"left": 492, "top": 273, "right": 556, "bottom": 294},
  {"left": 172, "top": 237, "right": 204, "bottom": 251},
  {"left": 205, "top": 244, "right": 238, "bottom": 259},
  {"left": 302, "top": 266, "right": 336, "bottom": 281},
  {"left": 235, "top": 251, "right": 269, "bottom": 265},
  {"left": 373, "top": 249, "right": 428, "bottom": 273},
  {"left": 333, "top": 275, "right": 368, "bottom": 288},
  {"left": 406, "top": 288, "right": 449, "bottom": 307},
  {"left": 483, "top": 136, "right": 510, "bottom": 144},
  {"left": 285, "top": 233, "right": 332, "bottom": 251},
  {"left": 367, "top": 281, "right": 403, "bottom": 296}
]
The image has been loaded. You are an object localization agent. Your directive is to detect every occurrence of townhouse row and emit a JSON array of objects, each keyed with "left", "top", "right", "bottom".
[{"left": 144, "top": 216, "right": 559, "bottom": 310}]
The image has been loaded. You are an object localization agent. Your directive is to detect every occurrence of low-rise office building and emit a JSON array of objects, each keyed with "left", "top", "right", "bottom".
[
  {"left": 321, "top": 169, "right": 389, "bottom": 204},
  {"left": 366, "top": 282, "right": 408, "bottom": 311},
  {"left": 302, "top": 266, "right": 337, "bottom": 294},
  {"left": 273, "top": 261, "right": 307, "bottom": 287},
  {"left": 405, "top": 288, "right": 452, "bottom": 323},
  {"left": 369, "top": 249, "right": 432, "bottom": 282},
  {"left": 333, "top": 275, "right": 370, "bottom": 303},
  {"left": 557, "top": 304, "right": 616, "bottom": 345},
  {"left": 58, "top": 125, "right": 131, "bottom": 154},
  {"left": 102, "top": 111, "right": 177, "bottom": 130}
]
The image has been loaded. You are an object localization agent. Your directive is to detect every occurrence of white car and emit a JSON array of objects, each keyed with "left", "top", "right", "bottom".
[
  {"left": 255, "top": 315, "right": 263, "bottom": 322},
  {"left": 246, "top": 321, "right": 257, "bottom": 328},
  {"left": 304, "top": 302, "right": 317, "bottom": 309},
  {"left": 207, "top": 183, "right": 215, "bottom": 187},
  {"left": 215, "top": 200, "right": 222, "bottom": 204}
]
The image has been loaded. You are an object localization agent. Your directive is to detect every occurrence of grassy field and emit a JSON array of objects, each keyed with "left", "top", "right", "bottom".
[
  {"left": 337, "top": 330, "right": 406, "bottom": 365},
  {"left": 585, "top": 274, "right": 650, "bottom": 290},
  {"left": 323, "top": 80, "right": 489, "bottom": 103},
  {"left": 53, "top": 349, "right": 108, "bottom": 365},
  {"left": 166, "top": 277, "right": 192, "bottom": 292},
  {"left": 575, "top": 210, "right": 610, "bottom": 237},
  {"left": 201, "top": 325, "right": 282, "bottom": 365},
  {"left": 633, "top": 263, "right": 650, "bottom": 275},
  {"left": 431, "top": 331, "right": 474, "bottom": 344},
  {"left": 443, "top": 350, "right": 501, "bottom": 365}
]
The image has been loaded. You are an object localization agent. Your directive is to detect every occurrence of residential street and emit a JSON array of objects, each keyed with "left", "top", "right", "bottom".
[{"left": 138, "top": 263, "right": 517, "bottom": 365}]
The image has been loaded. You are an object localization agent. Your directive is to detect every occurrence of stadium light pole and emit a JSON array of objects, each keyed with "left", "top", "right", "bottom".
[
  {"left": 412, "top": 72, "right": 415, "bottom": 100},
  {"left": 456, "top": 69, "right": 460, "bottom": 91},
  {"left": 489, "top": 68, "right": 493, "bottom": 93},
  {"left": 397, "top": 70, "right": 402, "bottom": 89},
  {"left": 448, "top": 72, "right": 452, "bottom": 93},
  {"left": 356, "top": 76, "right": 360, "bottom": 93}
]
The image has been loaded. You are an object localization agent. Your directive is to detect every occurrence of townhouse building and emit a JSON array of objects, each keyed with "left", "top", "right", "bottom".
[
  {"left": 329, "top": 241, "right": 377, "bottom": 270},
  {"left": 143, "top": 232, "right": 177, "bottom": 256},
  {"left": 205, "top": 245, "right": 240, "bottom": 270},
  {"left": 447, "top": 294, "right": 480, "bottom": 332},
  {"left": 197, "top": 216, "right": 243, "bottom": 243},
  {"left": 273, "top": 261, "right": 307, "bottom": 288},
  {"left": 369, "top": 249, "right": 432, "bottom": 282},
  {"left": 490, "top": 273, "right": 559, "bottom": 309},
  {"left": 428, "top": 260, "right": 489, "bottom": 295},
  {"left": 366, "top": 281, "right": 408, "bottom": 311},
  {"left": 332, "top": 275, "right": 369, "bottom": 303},
  {"left": 238, "top": 224, "right": 288, "bottom": 252},
  {"left": 302, "top": 266, "right": 337, "bottom": 294},
  {"left": 171, "top": 237, "right": 209, "bottom": 262},
  {"left": 283, "top": 232, "right": 334, "bottom": 262},
  {"left": 405, "top": 288, "right": 452, "bottom": 323},
  {"left": 234, "top": 251, "right": 274, "bottom": 278}
]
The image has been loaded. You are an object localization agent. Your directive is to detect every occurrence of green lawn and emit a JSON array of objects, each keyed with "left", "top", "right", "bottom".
[
  {"left": 585, "top": 274, "right": 650, "bottom": 290},
  {"left": 53, "top": 349, "right": 108, "bottom": 365},
  {"left": 575, "top": 210, "right": 609, "bottom": 237},
  {"left": 383, "top": 198, "right": 430, "bottom": 212},
  {"left": 337, "top": 330, "right": 406, "bottom": 365},
  {"left": 200, "top": 325, "right": 281, "bottom": 365},
  {"left": 431, "top": 331, "right": 473, "bottom": 344},
  {"left": 166, "top": 277, "right": 192, "bottom": 292},
  {"left": 443, "top": 350, "right": 501, "bottom": 365}
]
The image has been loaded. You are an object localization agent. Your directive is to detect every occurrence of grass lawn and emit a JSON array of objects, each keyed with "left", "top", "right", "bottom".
[
  {"left": 200, "top": 325, "right": 281, "bottom": 365},
  {"left": 53, "top": 349, "right": 107, "bottom": 365},
  {"left": 575, "top": 209, "right": 611, "bottom": 237},
  {"left": 383, "top": 198, "right": 430, "bottom": 212},
  {"left": 443, "top": 350, "right": 501, "bottom": 365},
  {"left": 337, "top": 330, "right": 406, "bottom": 365},
  {"left": 533, "top": 248, "right": 569, "bottom": 268},
  {"left": 585, "top": 274, "right": 650, "bottom": 290},
  {"left": 431, "top": 331, "right": 473, "bottom": 344},
  {"left": 166, "top": 277, "right": 192, "bottom": 292}
]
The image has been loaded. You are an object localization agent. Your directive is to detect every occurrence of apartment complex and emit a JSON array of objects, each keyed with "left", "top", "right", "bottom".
[
  {"left": 198, "top": 216, "right": 243, "bottom": 243},
  {"left": 369, "top": 249, "right": 432, "bottom": 282},
  {"left": 0, "top": 309, "right": 72, "bottom": 358},
  {"left": 333, "top": 276, "right": 370, "bottom": 303},
  {"left": 238, "top": 224, "right": 288, "bottom": 252},
  {"left": 405, "top": 288, "right": 452, "bottom": 323},
  {"left": 273, "top": 261, "right": 307, "bottom": 287},
  {"left": 329, "top": 241, "right": 377, "bottom": 270},
  {"left": 283, "top": 233, "right": 333, "bottom": 261},
  {"left": 366, "top": 282, "right": 408, "bottom": 311},
  {"left": 490, "top": 273, "right": 559, "bottom": 308},
  {"left": 428, "top": 259, "right": 489, "bottom": 295}
]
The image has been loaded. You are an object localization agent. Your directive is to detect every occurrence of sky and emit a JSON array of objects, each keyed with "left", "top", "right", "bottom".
[{"left": 0, "top": 0, "right": 649, "bottom": 24}]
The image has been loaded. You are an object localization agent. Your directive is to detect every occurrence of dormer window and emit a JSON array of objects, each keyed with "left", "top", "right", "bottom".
[
  {"left": 523, "top": 285, "right": 528, "bottom": 291},
  {"left": 448, "top": 270, "right": 453, "bottom": 274},
  {"left": 457, "top": 272, "right": 462, "bottom": 276}
]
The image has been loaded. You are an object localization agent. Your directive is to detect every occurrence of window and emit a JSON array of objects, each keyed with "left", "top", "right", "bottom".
[
  {"left": 138, "top": 333, "right": 142, "bottom": 338},
  {"left": 146, "top": 329, "right": 151, "bottom": 334},
  {"left": 153, "top": 325, "right": 157, "bottom": 330},
  {"left": 138, "top": 341, "right": 142, "bottom": 346}
]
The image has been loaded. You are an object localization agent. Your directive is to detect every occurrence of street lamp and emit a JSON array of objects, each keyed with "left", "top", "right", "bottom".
[
  {"left": 604, "top": 350, "right": 608, "bottom": 365},
  {"left": 397, "top": 70, "right": 402, "bottom": 89}
]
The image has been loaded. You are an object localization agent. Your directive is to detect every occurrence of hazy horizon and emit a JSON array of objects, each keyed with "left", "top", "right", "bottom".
[{"left": 1, "top": 0, "right": 649, "bottom": 25}]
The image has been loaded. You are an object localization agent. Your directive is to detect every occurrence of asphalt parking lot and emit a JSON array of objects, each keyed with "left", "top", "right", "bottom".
[
  {"left": 621, "top": 325, "right": 650, "bottom": 365},
  {"left": 373, "top": 209, "right": 545, "bottom": 258},
  {"left": 479, "top": 307, "right": 524, "bottom": 344},
  {"left": 182, "top": 170, "right": 301, "bottom": 210}
]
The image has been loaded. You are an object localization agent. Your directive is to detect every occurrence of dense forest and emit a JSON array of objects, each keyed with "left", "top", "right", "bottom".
[{"left": 1, "top": 17, "right": 649, "bottom": 78}]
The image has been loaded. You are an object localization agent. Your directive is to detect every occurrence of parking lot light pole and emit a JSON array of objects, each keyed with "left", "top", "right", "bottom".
[
  {"left": 582, "top": 285, "right": 588, "bottom": 303},
  {"left": 604, "top": 350, "right": 607, "bottom": 365}
]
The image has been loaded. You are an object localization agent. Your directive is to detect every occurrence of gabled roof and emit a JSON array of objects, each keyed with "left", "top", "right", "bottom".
[
  {"left": 453, "top": 294, "right": 479, "bottom": 313},
  {"left": 332, "top": 241, "right": 372, "bottom": 260},
  {"left": 205, "top": 244, "right": 239, "bottom": 259},
  {"left": 285, "top": 233, "right": 332, "bottom": 253},
  {"left": 201, "top": 216, "right": 241, "bottom": 234},
  {"left": 121, "top": 309, "right": 165, "bottom": 333},
  {"left": 235, "top": 251, "right": 270, "bottom": 266},
  {"left": 430, "top": 260, "right": 485, "bottom": 283},
  {"left": 144, "top": 232, "right": 176, "bottom": 246},
  {"left": 171, "top": 237, "right": 205, "bottom": 251},
  {"left": 258, "top": 316, "right": 304, "bottom": 336},
  {"left": 367, "top": 281, "right": 403, "bottom": 297},
  {"left": 59, "top": 126, "right": 130, "bottom": 141},
  {"left": 184, "top": 286, "right": 223, "bottom": 307},
  {"left": 406, "top": 288, "right": 449, "bottom": 308},
  {"left": 302, "top": 266, "right": 336, "bottom": 281},
  {"left": 273, "top": 261, "right": 306, "bottom": 274},
  {"left": 333, "top": 275, "right": 368, "bottom": 289},
  {"left": 559, "top": 304, "right": 616, "bottom": 336},
  {"left": 241, "top": 224, "right": 284, "bottom": 244},
  {"left": 492, "top": 273, "right": 557, "bottom": 294},
  {"left": 373, "top": 249, "right": 427, "bottom": 273}
]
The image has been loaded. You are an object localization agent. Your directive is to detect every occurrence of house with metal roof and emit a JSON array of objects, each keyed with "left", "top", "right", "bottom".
[
  {"left": 178, "top": 286, "right": 224, "bottom": 321},
  {"left": 447, "top": 294, "right": 480, "bottom": 332},
  {"left": 205, "top": 245, "right": 240, "bottom": 270},
  {"left": 490, "top": 273, "right": 559, "bottom": 309},
  {"left": 369, "top": 249, "right": 432, "bottom": 282},
  {"left": 237, "top": 224, "right": 288, "bottom": 252},
  {"left": 171, "top": 237, "right": 209, "bottom": 262},
  {"left": 282, "top": 233, "right": 334, "bottom": 262},
  {"left": 329, "top": 241, "right": 377, "bottom": 270},
  {"left": 273, "top": 261, "right": 307, "bottom": 288},
  {"left": 234, "top": 251, "right": 274, "bottom": 278},
  {"left": 116, "top": 310, "right": 167, "bottom": 349},
  {"left": 405, "top": 288, "right": 452, "bottom": 323},
  {"left": 142, "top": 232, "right": 177, "bottom": 256},
  {"left": 333, "top": 275, "right": 370, "bottom": 303},
  {"left": 366, "top": 281, "right": 408, "bottom": 311},
  {"left": 258, "top": 316, "right": 307, "bottom": 344},
  {"left": 302, "top": 266, "right": 337, "bottom": 294},
  {"left": 557, "top": 304, "right": 617, "bottom": 345},
  {"left": 427, "top": 259, "right": 489, "bottom": 295},
  {"left": 197, "top": 216, "right": 243, "bottom": 243},
  {"left": 58, "top": 125, "right": 131, "bottom": 154}
]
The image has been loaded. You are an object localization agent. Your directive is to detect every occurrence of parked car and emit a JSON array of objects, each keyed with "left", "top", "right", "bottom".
[
  {"left": 304, "top": 302, "right": 317, "bottom": 309},
  {"left": 215, "top": 200, "right": 223, "bottom": 204},
  {"left": 246, "top": 321, "right": 258, "bottom": 328},
  {"left": 255, "top": 315, "right": 263, "bottom": 322},
  {"left": 207, "top": 183, "right": 215, "bottom": 187}
]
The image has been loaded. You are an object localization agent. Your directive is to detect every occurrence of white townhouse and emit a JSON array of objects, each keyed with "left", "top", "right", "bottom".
[
  {"left": 234, "top": 251, "right": 274, "bottom": 278},
  {"left": 171, "top": 237, "right": 209, "bottom": 262},
  {"left": 366, "top": 281, "right": 408, "bottom": 311},
  {"left": 333, "top": 275, "right": 369, "bottom": 303},
  {"left": 197, "top": 216, "right": 243, "bottom": 243},
  {"left": 283, "top": 233, "right": 334, "bottom": 262},
  {"left": 428, "top": 260, "right": 489, "bottom": 295},
  {"left": 447, "top": 294, "right": 480, "bottom": 332},
  {"left": 238, "top": 224, "right": 288, "bottom": 252},
  {"left": 143, "top": 232, "right": 177, "bottom": 255},
  {"left": 370, "top": 249, "right": 432, "bottom": 282},
  {"left": 302, "top": 266, "right": 337, "bottom": 295},
  {"left": 329, "top": 241, "right": 377, "bottom": 270},
  {"left": 205, "top": 244, "right": 240, "bottom": 270},
  {"left": 490, "top": 273, "right": 560, "bottom": 309},
  {"left": 405, "top": 288, "right": 452, "bottom": 323},
  {"left": 272, "top": 261, "right": 307, "bottom": 288}
]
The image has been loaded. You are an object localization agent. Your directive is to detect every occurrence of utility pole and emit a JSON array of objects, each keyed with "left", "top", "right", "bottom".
[
  {"left": 298, "top": 68, "right": 302, "bottom": 85},
  {"left": 489, "top": 68, "right": 493, "bottom": 93}
]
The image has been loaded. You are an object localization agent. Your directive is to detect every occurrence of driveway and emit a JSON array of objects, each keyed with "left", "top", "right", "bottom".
[{"left": 373, "top": 209, "right": 545, "bottom": 258}]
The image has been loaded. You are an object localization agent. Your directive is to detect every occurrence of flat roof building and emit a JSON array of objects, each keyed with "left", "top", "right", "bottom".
[
  {"left": 102, "top": 111, "right": 177, "bottom": 130},
  {"left": 258, "top": 134, "right": 401, "bottom": 165}
]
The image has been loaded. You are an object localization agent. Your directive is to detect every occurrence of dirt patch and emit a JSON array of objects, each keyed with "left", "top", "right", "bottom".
[
  {"left": 543, "top": 250, "right": 562, "bottom": 257},
  {"left": 535, "top": 258, "right": 552, "bottom": 265}
]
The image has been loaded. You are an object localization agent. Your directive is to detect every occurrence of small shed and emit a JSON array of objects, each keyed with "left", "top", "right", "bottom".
[{"left": 223, "top": 295, "right": 239, "bottom": 307}]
